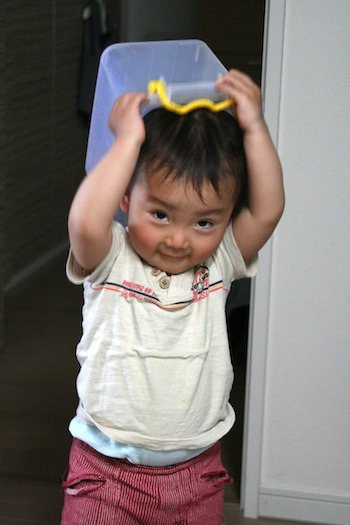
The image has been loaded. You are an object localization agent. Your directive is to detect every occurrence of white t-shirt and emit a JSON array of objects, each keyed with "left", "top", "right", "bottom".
[{"left": 67, "top": 221, "right": 257, "bottom": 452}]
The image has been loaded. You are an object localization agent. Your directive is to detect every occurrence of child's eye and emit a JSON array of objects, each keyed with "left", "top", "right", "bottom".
[
  {"left": 153, "top": 211, "right": 169, "bottom": 222},
  {"left": 196, "top": 220, "right": 214, "bottom": 230}
]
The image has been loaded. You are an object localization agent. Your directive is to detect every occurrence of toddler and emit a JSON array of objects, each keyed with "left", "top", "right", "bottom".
[{"left": 61, "top": 69, "right": 284, "bottom": 524}]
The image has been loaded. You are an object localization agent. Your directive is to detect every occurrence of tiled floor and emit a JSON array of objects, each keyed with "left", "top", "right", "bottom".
[{"left": 1, "top": 251, "right": 315, "bottom": 524}]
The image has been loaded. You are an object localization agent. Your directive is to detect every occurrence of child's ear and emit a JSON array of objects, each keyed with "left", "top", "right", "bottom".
[{"left": 120, "top": 192, "right": 130, "bottom": 213}]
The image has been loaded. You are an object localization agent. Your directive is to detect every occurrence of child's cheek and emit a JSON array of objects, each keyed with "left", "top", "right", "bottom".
[
  {"left": 129, "top": 223, "right": 157, "bottom": 258},
  {"left": 196, "top": 236, "right": 223, "bottom": 262}
]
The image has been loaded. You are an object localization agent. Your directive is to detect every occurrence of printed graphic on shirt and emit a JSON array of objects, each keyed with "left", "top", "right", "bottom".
[
  {"left": 91, "top": 265, "right": 224, "bottom": 311},
  {"left": 191, "top": 265, "right": 210, "bottom": 300}
]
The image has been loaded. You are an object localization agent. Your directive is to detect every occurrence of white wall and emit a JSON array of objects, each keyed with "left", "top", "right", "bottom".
[{"left": 243, "top": 1, "right": 350, "bottom": 524}]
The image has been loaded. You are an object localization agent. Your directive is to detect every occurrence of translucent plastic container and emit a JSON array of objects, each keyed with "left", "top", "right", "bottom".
[{"left": 85, "top": 40, "right": 228, "bottom": 172}]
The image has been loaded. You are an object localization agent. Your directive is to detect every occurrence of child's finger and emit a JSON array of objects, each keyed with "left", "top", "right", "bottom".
[
  {"left": 215, "top": 70, "right": 263, "bottom": 131},
  {"left": 217, "top": 69, "right": 254, "bottom": 87},
  {"left": 108, "top": 92, "right": 148, "bottom": 141},
  {"left": 217, "top": 72, "right": 258, "bottom": 100}
]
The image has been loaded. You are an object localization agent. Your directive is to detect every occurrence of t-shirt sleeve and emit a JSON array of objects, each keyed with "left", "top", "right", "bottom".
[
  {"left": 215, "top": 223, "right": 258, "bottom": 287},
  {"left": 66, "top": 222, "right": 125, "bottom": 285}
]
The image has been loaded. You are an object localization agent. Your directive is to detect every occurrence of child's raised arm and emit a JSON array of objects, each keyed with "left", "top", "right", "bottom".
[
  {"left": 215, "top": 70, "right": 285, "bottom": 264},
  {"left": 68, "top": 92, "right": 148, "bottom": 273}
]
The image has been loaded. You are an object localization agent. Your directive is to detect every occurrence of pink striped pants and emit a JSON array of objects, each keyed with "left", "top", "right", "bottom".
[{"left": 61, "top": 438, "right": 232, "bottom": 525}]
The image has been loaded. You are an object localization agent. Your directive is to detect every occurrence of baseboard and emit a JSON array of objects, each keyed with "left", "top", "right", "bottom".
[
  {"left": 4, "top": 240, "right": 69, "bottom": 293},
  {"left": 258, "top": 486, "right": 350, "bottom": 525}
]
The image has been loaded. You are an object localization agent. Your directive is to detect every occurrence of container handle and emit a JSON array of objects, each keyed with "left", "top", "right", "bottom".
[{"left": 148, "top": 80, "right": 234, "bottom": 115}]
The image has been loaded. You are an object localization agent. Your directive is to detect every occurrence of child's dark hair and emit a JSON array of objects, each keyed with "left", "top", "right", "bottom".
[{"left": 133, "top": 108, "right": 247, "bottom": 216}]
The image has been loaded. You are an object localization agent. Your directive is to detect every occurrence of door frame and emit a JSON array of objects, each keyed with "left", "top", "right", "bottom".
[{"left": 240, "top": 0, "right": 286, "bottom": 517}]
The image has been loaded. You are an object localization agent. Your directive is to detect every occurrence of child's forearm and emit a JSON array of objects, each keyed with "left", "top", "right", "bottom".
[
  {"left": 68, "top": 92, "right": 147, "bottom": 272},
  {"left": 232, "top": 117, "right": 284, "bottom": 263},
  {"left": 215, "top": 69, "right": 285, "bottom": 260},
  {"left": 68, "top": 136, "right": 141, "bottom": 271},
  {"left": 69, "top": 137, "right": 139, "bottom": 237},
  {"left": 244, "top": 119, "right": 285, "bottom": 227}
]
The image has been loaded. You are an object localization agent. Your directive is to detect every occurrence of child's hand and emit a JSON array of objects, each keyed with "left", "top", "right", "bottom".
[
  {"left": 108, "top": 92, "right": 149, "bottom": 146},
  {"left": 215, "top": 70, "right": 264, "bottom": 134}
]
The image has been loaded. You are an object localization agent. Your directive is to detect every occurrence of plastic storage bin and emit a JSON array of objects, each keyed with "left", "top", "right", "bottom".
[{"left": 86, "top": 39, "right": 228, "bottom": 172}]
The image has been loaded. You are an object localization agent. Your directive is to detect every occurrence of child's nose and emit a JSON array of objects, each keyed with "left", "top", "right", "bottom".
[{"left": 165, "top": 228, "right": 188, "bottom": 249}]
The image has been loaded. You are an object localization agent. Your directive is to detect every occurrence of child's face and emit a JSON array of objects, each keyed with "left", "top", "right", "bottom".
[{"left": 121, "top": 169, "right": 235, "bottom": 275}]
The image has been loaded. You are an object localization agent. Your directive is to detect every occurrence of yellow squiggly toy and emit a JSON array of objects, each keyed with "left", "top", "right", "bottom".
[{"left": 148, "top": 80, "right": 234, "bottom": 115}]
